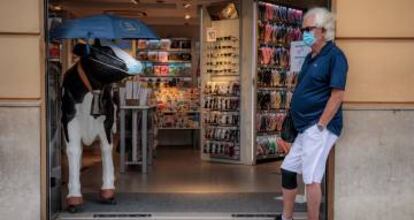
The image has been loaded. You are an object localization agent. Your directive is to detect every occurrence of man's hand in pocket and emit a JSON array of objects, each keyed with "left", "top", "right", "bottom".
[{"left": 278, "top": 139, "right": 292, "bottom": 154}]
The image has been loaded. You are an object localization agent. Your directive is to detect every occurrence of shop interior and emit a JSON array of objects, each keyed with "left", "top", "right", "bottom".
[{"left": 47, "top": 0, "right": 329, "bottom": 219}]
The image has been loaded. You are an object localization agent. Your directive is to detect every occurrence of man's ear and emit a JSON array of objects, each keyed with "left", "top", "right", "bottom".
[{"left": 72, "top": 43, "right": 88, "bottom": 57}]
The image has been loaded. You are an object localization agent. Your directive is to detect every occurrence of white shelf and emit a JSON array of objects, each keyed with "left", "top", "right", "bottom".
[
  {"left": 256, "top": 86, "right": 288, "bottom": 90},
  {"left": 205, "top": 140, "right": 240, "bottom": 145},
  {"left": 207, "top": 125, "right": 239, "bottom": 129},
  {"left": 140, "top": 75, "right": 192, "bottom": 78},
  {"left": 141, "top": 60, "right": 192, "bottom": 64},
  {"left": 256, "top": 131, "right": 281, "bottom": 136},
  {"left": 120, "top": 105, "right": 156, "bottom": 110},
  {"left": 204, "top": 94, "right": 240, "bottom": 98},
  {"left": 159, "top": 111, "right": 200, "bottom": 114},
  {"left": 202, "top": 109, "right": 240, "bottom": 114},
  {"left": 157, "top": 127, "right": 200, "bottom": 130},
  {"left": 137, "top": 48, "right": 192, "bottom": 52},
  {"left": 256, "top": 153, "right": 285, "bottom": 160}
]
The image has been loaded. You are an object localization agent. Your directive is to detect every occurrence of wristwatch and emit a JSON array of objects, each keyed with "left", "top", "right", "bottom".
[{"left": 317, "top": 123, "right": 325, "bottom": 132}]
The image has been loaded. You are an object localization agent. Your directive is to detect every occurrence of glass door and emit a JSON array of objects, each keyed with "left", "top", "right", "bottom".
[{"left": 46, "top": 13, "right": 64, "bottom": 219}]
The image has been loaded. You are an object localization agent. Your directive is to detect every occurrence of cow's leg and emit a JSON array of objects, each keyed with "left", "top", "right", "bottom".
[
  {"left": 98, "top": 130, "right": 116, "bottom": 204},
  {"left": 65, "top": 120, "right": 84, "bottom": 211}
]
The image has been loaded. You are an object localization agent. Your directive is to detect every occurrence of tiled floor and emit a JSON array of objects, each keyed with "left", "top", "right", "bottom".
[
  {"left": 72, "top": 146, "right": 304, "bottom": 194},
  {"left": 60, "top": 146, "right": 308, "bottom": 217}
]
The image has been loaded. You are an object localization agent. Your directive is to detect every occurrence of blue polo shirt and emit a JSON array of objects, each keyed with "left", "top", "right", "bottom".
[{"left": 290, "top": 41, "right": 348, "bottom": 136}]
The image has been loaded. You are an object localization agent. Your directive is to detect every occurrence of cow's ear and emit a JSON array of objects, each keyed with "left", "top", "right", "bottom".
[{"left": 72, "top": 43, "right": 88, "bottom": 57}]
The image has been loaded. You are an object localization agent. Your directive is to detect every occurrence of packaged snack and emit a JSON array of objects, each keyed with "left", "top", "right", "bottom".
[
  {"left": 160, "top": 39, "right": 172, "bottom": 50},
  {"left": 148, "top": 39, "right": 161, "bottom": 49},
  {"left": 137, "top": 40, "right": 148, "bottom": 49}
]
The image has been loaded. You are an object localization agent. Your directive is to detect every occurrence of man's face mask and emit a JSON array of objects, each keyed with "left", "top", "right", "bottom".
[
  {"left": 303, "top": 31, "right": 316, "bottom": 47},
  {"left": 301, "top": 26, "right": 319, "bottom": 47}
]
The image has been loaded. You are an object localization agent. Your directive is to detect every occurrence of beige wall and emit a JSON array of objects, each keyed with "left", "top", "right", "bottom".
[
  {"left": 337, "top": 39, "right": 414, "bottom": 103},
  {"left": 334, "top": 0, "right": 414, "bottom": 220},
  {"left": 336, "top": 0, "right": 414, "bottom": 38},
  {"left": 0, "top": 0, "right": 45, "bottom": 220},
  {"left": 0, "top": 0, "right": 43, "bottom": 99},
  {"left": 335, "top": 0, "right": 414, "bottom": 103}
]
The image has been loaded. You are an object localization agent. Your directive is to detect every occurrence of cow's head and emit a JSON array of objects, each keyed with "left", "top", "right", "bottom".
[{"left": 73, "top": 42, "right": 142, "bottom": 86}]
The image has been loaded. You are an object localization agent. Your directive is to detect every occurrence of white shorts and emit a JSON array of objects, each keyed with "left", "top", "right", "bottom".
[{"left": 281, "top": 124, "right": 338, "bottom": 184}]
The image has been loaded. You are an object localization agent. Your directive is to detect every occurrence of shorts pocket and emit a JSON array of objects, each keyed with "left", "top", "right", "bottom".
[{"left": 307, "top": 124, "right": 324, "bottom": 139}]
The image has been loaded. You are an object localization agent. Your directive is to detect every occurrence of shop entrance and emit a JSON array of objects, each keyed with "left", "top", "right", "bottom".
[{"left": 46, "top": 0, "right": 330, "bottom": 219}]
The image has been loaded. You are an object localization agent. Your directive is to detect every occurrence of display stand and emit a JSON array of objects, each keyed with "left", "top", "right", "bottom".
[
  {"left": 117, "top": 80, "right": 156, "bottom": 173},
  {"left": 133, "top": 38, "right": 200, "bottom": 149},
  {"left": 254, "top": 1, "right": 303, "bottom": 162},
  {"left": 119, "top": 105, "right": 155, "bottom": 174},
  {"left": 200, "top": 6, "right": 242, "bottom": 163}
]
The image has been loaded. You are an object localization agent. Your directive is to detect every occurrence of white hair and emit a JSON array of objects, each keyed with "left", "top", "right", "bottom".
[{"left": 304, "top": 7, "right": 336, "bottom": 41}]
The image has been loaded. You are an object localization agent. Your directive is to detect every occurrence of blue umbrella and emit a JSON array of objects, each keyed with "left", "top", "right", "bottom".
[{"left": 50, "top": 14, "right": 158, "bottom": 40}]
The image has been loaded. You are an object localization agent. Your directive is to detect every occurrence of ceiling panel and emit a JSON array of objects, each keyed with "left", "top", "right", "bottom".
[{"left": 52, "top": 0, "right": 227, "bottom": 25}]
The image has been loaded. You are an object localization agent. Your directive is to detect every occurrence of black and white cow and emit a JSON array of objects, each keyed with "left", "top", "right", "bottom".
[{"left": 61, "top": 42, "right": 142, "bottom": 212}]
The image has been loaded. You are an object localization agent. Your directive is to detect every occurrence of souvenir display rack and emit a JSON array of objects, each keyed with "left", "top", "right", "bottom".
[
  {"left": 154, "top": 86, "right": 200, "bottom": 129},
  {"left": 201, "top": 17, "right": 241, "bottom": 162},
  {"left": 137, "top": 38, "right": 193, "bottom": 79},
  {"left": 133, "top": 38, "right": 200, "bottom": 130},
  {"left": 255, "top": 2, "right": 303, "bottom": 161}
]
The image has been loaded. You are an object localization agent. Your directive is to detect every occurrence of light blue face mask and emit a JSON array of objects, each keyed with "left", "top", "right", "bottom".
[{"left": 303, "top": 31, "right": 316, "bottom": 47}]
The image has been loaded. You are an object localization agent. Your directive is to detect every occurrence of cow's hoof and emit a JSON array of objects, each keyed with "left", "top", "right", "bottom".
[
  {"left": 100, "top": 197, "right": 117, "bottom": 205},
  {"left": 100, "top": 189, "right": 116, "bottom": 205},
  {"left": 66, "top": 196, "right": 83, "bottom": 213},
  {"left": 67, "top": 205, "right": 82, "bottom": 213}
]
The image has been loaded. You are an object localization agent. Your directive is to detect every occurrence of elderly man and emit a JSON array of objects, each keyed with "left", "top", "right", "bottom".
[{"left": 276, "top": 7, "right": 348, "bottom": 220}]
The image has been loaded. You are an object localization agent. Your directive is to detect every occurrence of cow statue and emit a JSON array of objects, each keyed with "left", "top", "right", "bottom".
[{"left": 61, "top": 41, "right": 142, "bottom": 212}]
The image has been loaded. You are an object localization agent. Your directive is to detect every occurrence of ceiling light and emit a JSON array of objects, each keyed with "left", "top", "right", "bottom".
[
  {"left": 52, "top": 5, "right": 62, "bottom": 11},
  {"left": 183, "top": 3, "right": 191, "bottom": 8},
  {"left": 185, "top": 14, "right": 191, "bottom": 20},
  {"left": 130, "top": 0, "right": 138, "bottom": 4}
]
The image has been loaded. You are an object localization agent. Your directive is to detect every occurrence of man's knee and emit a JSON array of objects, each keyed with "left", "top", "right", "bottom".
[{"left": 281, "top": 168, "right": 297, "bottom": 189}]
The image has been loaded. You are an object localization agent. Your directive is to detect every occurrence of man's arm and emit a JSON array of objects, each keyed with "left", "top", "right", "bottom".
[{"left": 318, "top": 89, "right": 345, "bottom": 128}]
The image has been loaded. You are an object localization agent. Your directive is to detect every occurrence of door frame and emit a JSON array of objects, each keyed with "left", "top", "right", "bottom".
[{"left": 42, "top": 0, "right": 336, "bottom": 219}]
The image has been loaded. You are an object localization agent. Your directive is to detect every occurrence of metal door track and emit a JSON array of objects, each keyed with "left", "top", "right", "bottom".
[{"left": 57, "top": 212, "right": 307, "bottom": 220}]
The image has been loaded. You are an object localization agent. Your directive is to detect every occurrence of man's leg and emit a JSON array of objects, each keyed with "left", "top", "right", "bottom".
[
  {"left": 281, "top": 169, "right": 298, "bottom": 220},
  {"left": 306, "top": 183, "right": 321, "bottom": 220},
  {"left": 279, "top": 134, "right": 303, "bottom": 220},
  {"left": 301, "top": 125, "right": 338, "bottom": 220}
]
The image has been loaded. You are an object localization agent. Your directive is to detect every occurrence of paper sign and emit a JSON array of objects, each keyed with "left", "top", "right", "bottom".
[
  {"left": 290, "top": 41, "right": 311, "bottom": 72},
  {"left": 206, "top": 28, "right": 217, "bottom": 42}
]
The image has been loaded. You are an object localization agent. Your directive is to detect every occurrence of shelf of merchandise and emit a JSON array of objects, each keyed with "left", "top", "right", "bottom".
[
  {"left": 48, "top": 58, "right": 61, "bottom": 62},
  {"left": 159, "top": 111, "right": 200, "bottom": 114},
  {"left": 200, "top": 11, "right": 242, "bottom": 163},
  {"left": 137, "top": 49, "right": 192, "bottom": 53},
  {"left": 209, "top": 74, "right": 240, "bottom": 77},
  {"left": 206, "top": 125, "right": 239, "bottom": 130},
  {"left": 256, "top": 131, "right": 281, "bottom": 136},
  {"left": 134, "top": 38, "right": 200, "bottom": 131},
  {"left": 256, "top": 153, "right": 286, "bottom": 161},
  {"left": 254, "top": 2, "right": 304, "bottom": 162},
  {"left": 205, "top": 140, "right": 240, "bottom": 145},
  {"left": 201, "top": 109, "right": 240, "bottom": 114},
  {"left": 203, "top": 94, "right": 240, "bottom": 98},
  {"left": 141, "top": 60, "right": 192, "bottom": 64},
  {"left": 158, "top": 127, "right": 200, "bottom": 130},
  {"left": 140, "top": 75, "right": 192, "bottom": 78}
]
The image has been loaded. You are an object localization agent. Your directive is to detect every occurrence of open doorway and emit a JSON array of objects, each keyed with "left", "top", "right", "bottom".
[{"left": 46, "top": 0, "right": 330, "bottom": 219}]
